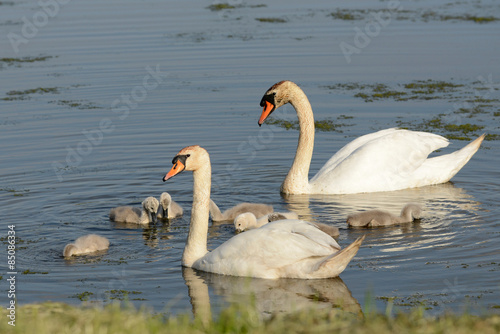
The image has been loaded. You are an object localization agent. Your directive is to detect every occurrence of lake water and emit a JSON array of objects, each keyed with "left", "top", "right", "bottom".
[{"left": 1, "top": 0, "right": 499, "bottom": 318}]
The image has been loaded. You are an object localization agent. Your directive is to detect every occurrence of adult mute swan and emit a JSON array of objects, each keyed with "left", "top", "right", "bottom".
[
  {"left": 258, "top": 80, "right": 485, "bottom": 194},
  {"left": 209, "top": 198, "right": 273, "bottom": 222},
  {"left": 109, "top": 197, "right": 159, "bottom": 225},
  {"left": 63, "top": 234, "right": 109, "bottom": 257},
  {"left": 162, "top": 145, "right": 364, "bottom": 279},
  {"left": 234, "top": 212, "right": 339, "bottom": 238},
  {"left": 347, "top": 203, "right": 422, "bottom": 227},
  {"left": 157, "top": 192, "right": 183, "bottom": 219}
]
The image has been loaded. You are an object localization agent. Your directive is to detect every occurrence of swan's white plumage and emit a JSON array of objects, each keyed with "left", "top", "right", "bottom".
[
  {"left": 259, "top": 80, "right": 484, "bottom": 195},
  {"left": 163, "top": 145, "right": 363, "bottom": 279},
  {"left": 194, "top": 220, "right": 341, "bottom": 279},
  {"left": 309, "top": 129, "right": 452, "bottom": 194}
]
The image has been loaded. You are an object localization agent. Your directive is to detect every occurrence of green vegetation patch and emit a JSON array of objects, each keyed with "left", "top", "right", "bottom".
[
  {"left": 71, "top": 291, "right": 94, "bottom": 301},
  {"left": 325, "top": 79, "right": 494, "bottom": 102},
  {"left": 327, "top": 8, "right": 499, "bottom": 24},
  {"left": 396, "top": 116, "right": 487, "bottom": 141},
  {"left": 0, "top": 55, "right": 54, "bottom": 66},
  {"left": 0, "top": 187, "right": 30, "bottom": 196},
  {"left": 266, "top": 116, "right": 354, "bottom": 133},
  {"left": 422, "top": 11, "right": 499, "bottom": 23},
  {"left": 207, "top": 3, "right": 237, "bottom": 11},
  {"left": 326, "top": 79, "right": 499, "bottom": 141},
  {"left": 105, "top": 289, "right": 144, "bottom": 301},
  {"left": 329, "top": 9, "right": 365, "bottom": 20},
  {"left": 2, "top": 301, "right": 500, "bottom": 334},
  {"left": 255, "top": 17, "right": 287, "bottom": 23},
  {"left": 50, "top": 99, "right": 101, "bottom": 110},
  {"left": 22, "top": 269, "right": 49, "bottom": 275},
  {"left": 207, "top": 3, "right": 266, "bottom": 11},
  {"left": 2, "top": 87, "right": 60, "bottom": 101}
]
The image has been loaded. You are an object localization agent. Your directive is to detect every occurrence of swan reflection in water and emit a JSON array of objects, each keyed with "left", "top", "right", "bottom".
[
  {"left": 182, "top": 267, "right": 362, "bottom": 323},
  {"left": 282, "top": 182, "right": 481, "bottom": 227},
  {"left": 282, "top": 182, "right": 483, "bottom": 258}
]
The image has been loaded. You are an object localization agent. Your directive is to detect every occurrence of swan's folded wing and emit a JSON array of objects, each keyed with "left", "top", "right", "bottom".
[
  {"left": 260, "top": 220, "right": 341, "bottom": 251},
  {"left": 198, "top": 220, "right": 340, "bottom": 278},
  {"left": 310, "top": 129, "right": 449, "bottom": 193}
]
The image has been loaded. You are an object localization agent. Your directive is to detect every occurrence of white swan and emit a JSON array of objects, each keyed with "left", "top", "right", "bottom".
[
  {"left": 234, "top": 212, "right": 339, "bottom": 238},
  {"left": 109, "top": 197, "right": 159, "bottom": 224},
  {"left": 157, "top": 192, "right": 183, "bottom": 219},
  {"left": 162, "top": 145, "right": 364, "bottom": 279},
  {"left": 63, "top": 234, "right": 109, "bottom": 257},
  {"left": 209, "top": 198, "right": 273, "bottom": 222},
  {"left": 258, "top": 80, "right": 485, "bottom": 194},
  {"left": 347, "top": 203, "right": 422, "bottom": 227}
]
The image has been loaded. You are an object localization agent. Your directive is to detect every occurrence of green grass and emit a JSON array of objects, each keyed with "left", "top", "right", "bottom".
[{"left": 1, "top": 302, "right": 499, "bottom": 333}]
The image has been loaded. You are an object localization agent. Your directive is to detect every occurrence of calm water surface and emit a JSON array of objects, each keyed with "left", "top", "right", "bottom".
[{"left": 1, "top": 0, "right": 499, "bottom": 317}]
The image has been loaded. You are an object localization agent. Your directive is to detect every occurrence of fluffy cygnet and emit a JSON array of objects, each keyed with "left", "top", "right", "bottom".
[
  {"left": 209, "top": 199, "right": 273, "bottom": 222},
  {"left": 234, "top": 212, "right": 339, "bottom": 238},
  {"left": 63, "top": 234, "right": 109, "bottom": 257},
  {"left": 234, "top": 211, "right": 298, "bottom": 231},
  {"left": 109, "top": 197, "right": 159, "bottom": 225},
  {"left": 157, "top": 192, "right": 183, "bottom": 219},
  {"left": 347, "top": 203, "right": 422, "bottom": 227}
]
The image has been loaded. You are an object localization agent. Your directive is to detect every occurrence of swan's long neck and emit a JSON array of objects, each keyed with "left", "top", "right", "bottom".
[
  {"left": 281, "top": 85, "right": 315, "bottom": 194},
  {"left": 183, "top": 163, "right": 211, "bottom": 267}
]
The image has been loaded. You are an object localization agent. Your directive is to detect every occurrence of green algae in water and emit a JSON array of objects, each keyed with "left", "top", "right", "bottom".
[
  {"left": 329, "top": 9, "right": 363, "bottom": 20},
  {"left": 206, "top": 3, "right": 266, "bottom": 11},
  {"left": 105, "top": 289, "right": 143, "bottom": 301},
  {"left": 266, "top": 117, "right": 352, "bottom": 132},
  {"left": 0, "top": 55, "right": 54, "bottom": 65},
  {"left": 404, "top": 80, "right": 464, "bottom": 93},
  {"left": 1, "top": 187, "right": 30, "bottom": 196},
  {"left": 332, "top": 80, "right": 471, "bottom": 102},
  {"left": 23, "top": 269, "right": 49, "bottom": 275},
  {"left": 51, "top": 99, "right": 101, "bottom": 110},
  {"left": 441, "top": 14, "right": 499, "bottom": 23},
  {"left": 3, "top": 87, "right": 60, "bottom": 100},
  {"left": 255, "top": 17, "right": 287, "bottom": 23},
  {"left": 72, "top": 291, "right": 94, "bottom": 301},
  {"left": 207, "top": 3, "right": 237, "bottom": 11}
]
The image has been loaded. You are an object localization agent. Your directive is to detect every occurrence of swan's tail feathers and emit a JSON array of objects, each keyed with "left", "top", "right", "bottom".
[
  {"left": 209, "top": 199, "right": 223, "bottom": 221},
  {"left": 311, "top": 235, "right": 365, "bottom": 278},
  {"left": 416, "top": 134, "right": 485, "bottom": 186}
]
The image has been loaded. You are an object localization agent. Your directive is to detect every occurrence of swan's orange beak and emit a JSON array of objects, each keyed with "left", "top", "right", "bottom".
[
  {"left": 258, "top": 101, "right": 275, "bottom": 126},
  {"left": 163, "top": 160, "right": 185, "bottom": 181}
]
